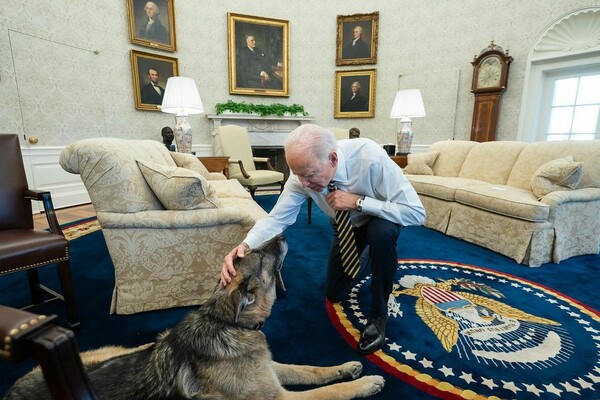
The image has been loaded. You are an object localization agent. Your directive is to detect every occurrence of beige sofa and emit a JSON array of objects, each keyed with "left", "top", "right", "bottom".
[
  {"left": 404, "top": 140, "right": 600, "bottom": 267},
  {"left": 60, "top": 138, "right": 267, "bottom": 314}
]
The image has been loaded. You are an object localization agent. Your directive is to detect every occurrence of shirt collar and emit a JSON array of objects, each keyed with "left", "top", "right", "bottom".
[{"left": 332, "top": 144, "right": 348, "bottom": 187}]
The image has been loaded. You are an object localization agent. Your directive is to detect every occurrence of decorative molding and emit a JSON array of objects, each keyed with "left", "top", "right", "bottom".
[
  {"left": 206, "top": 114, "right": 315, "bottom": 152},
  {"left": 534, "top": 8, "right": 600, "bottom": 57}
]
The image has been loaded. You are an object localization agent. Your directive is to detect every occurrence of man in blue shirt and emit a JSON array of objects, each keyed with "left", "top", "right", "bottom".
[{"left": 221, "top": 124, "right": 425, "bottom": 354}]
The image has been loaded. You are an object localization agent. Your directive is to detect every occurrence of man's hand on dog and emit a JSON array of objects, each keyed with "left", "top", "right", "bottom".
[{"left": 221, "top": 243, "right": 251, "bottom": 286}]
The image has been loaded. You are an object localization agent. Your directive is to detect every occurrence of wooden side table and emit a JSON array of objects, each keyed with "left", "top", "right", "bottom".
[
  {"left": 390, "top": 155, "right": 408, "bottom": 169},
  {"left": 197, "top": 156, "right": 230, "bottom": 178}
]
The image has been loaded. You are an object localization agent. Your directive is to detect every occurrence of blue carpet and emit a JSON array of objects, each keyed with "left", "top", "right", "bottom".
[{"left": 1, "top": 195, "right": 598, "bottom": 399}]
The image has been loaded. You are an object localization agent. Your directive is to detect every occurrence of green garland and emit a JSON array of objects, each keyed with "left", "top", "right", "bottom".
[{"left": 214, "top": 100, "right": 308, "bottom": 117}]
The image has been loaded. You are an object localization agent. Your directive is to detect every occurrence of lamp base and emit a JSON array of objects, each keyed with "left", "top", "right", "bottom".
[
  {"left": 173, "top": 115, "right": 192, "bottom": 153},
  {"left": 395, "top": 152, "right": 411, "bottom": 156},
  {"left": 396, "top": 118, "right": 413, "bottom": 155}
]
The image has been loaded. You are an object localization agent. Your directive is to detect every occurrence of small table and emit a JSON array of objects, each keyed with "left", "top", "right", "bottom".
[
  {"left": 197, "top": 156, "right": 230, "bottom": 178},
  {"left": 390, "top": 155, "right": 408, "bottom": 169}
]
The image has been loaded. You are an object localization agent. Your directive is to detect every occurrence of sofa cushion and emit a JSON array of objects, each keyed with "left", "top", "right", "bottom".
[
  {"left": 137, "top": 160, "right": 221, "bottom": 210},
  {"left": 455, "top": 185, "right": 550, "bottom": 222},
  {"left": 458, "top": 141, "right": 527, "bottom": 185},
  {"left": 530, "top": 156, "right": 584, "bottom": 200},
  {"left": 428, "top": 140, "right": 478, "bottom": 177},
  {"left": 404, "top": 151, "right": 439, "bottom": 175},
  {"left": 170, "top": 152, "right": 211, "bottom": 179},
  {"left": 407, "top": 175, "right": 490, "bottom": 201}
]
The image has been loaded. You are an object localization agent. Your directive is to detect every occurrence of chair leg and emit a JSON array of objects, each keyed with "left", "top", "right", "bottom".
[
  {"left": 56, "top": 260, "right": 80, "bottom": 329},
  {"left": 279, "top": 181, "right": 284, "bottom": 194},
  {"left": 249, "top": 186, "right": 257, "bottom": 198},
  {"left": 27, "top": 269, "right": 44, "bottom": 304}
]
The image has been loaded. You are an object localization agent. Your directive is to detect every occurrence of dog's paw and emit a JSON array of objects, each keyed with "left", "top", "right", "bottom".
[
  {"left": 356, "top": 375, "right": 385, "bottom": 397},
  {"left": 338, "top": 361, "right": 363, "bottom": 379}
]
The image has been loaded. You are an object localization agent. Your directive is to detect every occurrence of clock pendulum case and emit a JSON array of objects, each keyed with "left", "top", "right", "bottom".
[{"left": 470, "top": 41, "right": 513, "bottom": 142}]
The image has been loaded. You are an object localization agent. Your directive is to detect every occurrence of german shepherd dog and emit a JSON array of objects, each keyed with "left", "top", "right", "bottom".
[{"left": 5, "top": 236, "right": 385, "bottom": 399}]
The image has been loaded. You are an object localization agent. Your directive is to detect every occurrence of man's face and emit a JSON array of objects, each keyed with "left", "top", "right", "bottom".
[
  {"left": 286, "top": 151, "right": 337, "bottom": 192},
  {"left": 148, "top": 69, "right": 159, "bottom": 84},
  {"left": 351, "top": 84, "right": 359, "bottom": 93},
  {"left": 162, "top": 128, "right": 173, "bottom": 141},
  {"left": 353, "top": 27, "right": 362, "bottom": 40},
  {"left": 246, "top": 36, "right": 256, "bottom": 49},
  {"left": 144, "top": 3, "right": 157, "bottom": 18}
]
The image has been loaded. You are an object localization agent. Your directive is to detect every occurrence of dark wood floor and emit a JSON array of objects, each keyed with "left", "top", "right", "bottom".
[{"left": 33, "top": 203, "right": 96, "bottom": 230}]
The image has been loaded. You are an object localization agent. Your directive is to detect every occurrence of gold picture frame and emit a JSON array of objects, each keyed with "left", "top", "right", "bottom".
[
  {"left": 127, "top": 0, "right": 177, "bottom": 52},
  {"left": 130, "top": 50, "right": 179, "bottom": 111},
  {"left": 227, "top": 13, "right": 289, "bottom": 97},
  {"left": 336, "top": 12, "right": 379, "bottom": 66},
  {"left": 334, "top": 69, "right": 376, "bottom": 119}
]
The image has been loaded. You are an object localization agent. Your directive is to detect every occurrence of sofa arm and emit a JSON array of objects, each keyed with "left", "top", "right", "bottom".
[
  {"left": 96, "top": 207, "right": 265, "bottom": 231},
  {"left": 540, "top": 187, "right": 600, "bottom": 206},
  {"left": 208, "top": 172, "right": 227, "bottom": 181}
]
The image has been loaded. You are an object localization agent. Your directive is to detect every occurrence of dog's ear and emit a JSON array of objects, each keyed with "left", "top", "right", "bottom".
[{"left": 231, "top": 278, "right": 258, "bottom": 322}]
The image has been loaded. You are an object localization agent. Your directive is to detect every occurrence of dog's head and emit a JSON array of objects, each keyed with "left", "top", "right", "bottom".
[{"left": 222, "top": 235, "right": 288, "bottom": 329}]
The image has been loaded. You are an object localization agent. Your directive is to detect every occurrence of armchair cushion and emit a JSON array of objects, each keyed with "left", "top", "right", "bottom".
[
  {"left": 530, "top": 156, "right": 584, "bottom": 200},
  {"left": 404, "top": 151, "right": 439, "bottom": 175},
  {"left": 137, "top": 160, "right": 221, "bottom": 210}
]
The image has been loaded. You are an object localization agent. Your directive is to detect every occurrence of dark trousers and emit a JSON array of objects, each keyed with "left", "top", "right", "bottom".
[{"left": 326, "top": 217, "right": 401, "bottom": 318}]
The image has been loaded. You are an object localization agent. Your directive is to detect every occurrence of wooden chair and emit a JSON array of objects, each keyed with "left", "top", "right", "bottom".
[
  {"left": 218, "top": 125, "right": 285, "bottom": 198},
  {"left": 0, "top": 134, "right": 79, "bottom": 328},
  {"left": 0, "top": 305, "right": 97, "bottom": 399}
]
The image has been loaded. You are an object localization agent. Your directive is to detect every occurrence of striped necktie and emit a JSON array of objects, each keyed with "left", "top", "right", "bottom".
[{"left": 328, "top": 182, "right": 360, "bottom": 278}]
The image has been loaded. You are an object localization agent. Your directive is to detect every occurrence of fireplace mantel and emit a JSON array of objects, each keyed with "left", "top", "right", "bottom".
[{"left": 206, "top": 113, "right": 315, "bottom": 152}]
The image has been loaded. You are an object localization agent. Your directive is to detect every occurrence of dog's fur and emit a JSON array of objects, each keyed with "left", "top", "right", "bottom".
[{"left": 5, "top": 236, "right": 384, "bottom": 400}]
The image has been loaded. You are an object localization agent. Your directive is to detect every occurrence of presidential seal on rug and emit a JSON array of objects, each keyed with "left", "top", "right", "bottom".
[{"left": 5, "top": 236, "right": 384, "bottom": 400}]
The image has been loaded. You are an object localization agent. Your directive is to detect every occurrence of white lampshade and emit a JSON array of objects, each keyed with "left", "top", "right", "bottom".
[
  {"left": 161, "top": 77, "right": 204, "bottom": 116},
  {"left": 389, "top": 89, "right": 426, "bottom": 119}
]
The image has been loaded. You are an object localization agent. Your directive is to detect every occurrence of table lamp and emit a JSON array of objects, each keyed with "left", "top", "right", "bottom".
[
  {"left": 161, "top": 77, "right": 204, "bottom": 153},
  {"left": 389, "top": 89, "right": 426, "bottom": 155}
]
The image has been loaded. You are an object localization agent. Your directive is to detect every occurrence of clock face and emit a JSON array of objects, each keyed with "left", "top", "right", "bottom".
[{"left": 476, "top": 55, "right": 503, "bottom": 89}]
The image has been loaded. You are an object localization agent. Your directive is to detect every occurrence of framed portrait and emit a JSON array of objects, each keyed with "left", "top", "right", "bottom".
[
  {"left": 130, "top": 50, "right": 179, "bottom": 111},
  {"left": 127, "top": 0, "right": 177, "bottom": 52},
  {"left": 336, "top": 12, "right": 379, "bottom": 66},
  {"left": 227, "top": 13, "right": 289, "bottom": 97},
  {"left": 334, "top": 69, "right": 376, "bottom": 119}
]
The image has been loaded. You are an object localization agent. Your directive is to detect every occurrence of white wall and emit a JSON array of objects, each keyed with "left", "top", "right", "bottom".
[{"left": 1, "top": 1, "right": 595, "bottom": 148}]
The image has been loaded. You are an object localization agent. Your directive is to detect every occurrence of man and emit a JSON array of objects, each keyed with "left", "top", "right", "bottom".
[
  {"left": 140, "top": 68, "right": 164, "bottom": 105},
  {"left": 138, "top": 1, "right": 169, "bottom": 44},
  {"left": 161, "top": 126, "right": 175, "bottom": 151},
  {"left": 342, "top": 25, "right": 370, "bottom": 59},
  {"left": 341, "top": 81, "right": 368, "bottom": 112},
  {"left": 237, "top": 34, "right": 277, "bottom": 89},
  {"left": 221, "top": 124, "right": 425, "bottom": 354}
]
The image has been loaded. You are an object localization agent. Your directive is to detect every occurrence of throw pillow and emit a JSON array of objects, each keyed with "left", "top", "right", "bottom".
[
  {"left": 170, "top": 152, "right": 211, "bottom": 179},
  {"left": 403, "top": 151, "right": 439, "bottom": 175},
  {"left": 137, "top": 160, "right": 221, "bottom": 210},
  {"left": 530, "top": 156, "right": 584, "bottom": 200}
]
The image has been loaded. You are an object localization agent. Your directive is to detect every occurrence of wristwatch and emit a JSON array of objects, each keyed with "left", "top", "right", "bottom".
[{"left": 355, "top": 196, "right": 365, "bottom": 212}]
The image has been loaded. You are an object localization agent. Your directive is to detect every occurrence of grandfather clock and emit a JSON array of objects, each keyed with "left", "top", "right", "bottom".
[{"left": 470, "top": 41, "right": 513, "bottom": 142}]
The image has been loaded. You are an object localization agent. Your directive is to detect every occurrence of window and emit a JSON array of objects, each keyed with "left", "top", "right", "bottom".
[
  {"left": 544, "top": 71, "right": 600, "bottom": 141},
  {"left": 517, "top": 7, "right": 600, "bottom": 143}
]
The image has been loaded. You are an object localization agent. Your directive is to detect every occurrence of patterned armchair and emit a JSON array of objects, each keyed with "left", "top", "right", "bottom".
[{"left": 60, "top": 138, "right": 267, "bottom": 314}]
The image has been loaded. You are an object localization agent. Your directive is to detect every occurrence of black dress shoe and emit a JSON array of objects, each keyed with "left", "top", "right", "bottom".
[{"left": 357, "top": 316, "right": 387, "bottom": 354}]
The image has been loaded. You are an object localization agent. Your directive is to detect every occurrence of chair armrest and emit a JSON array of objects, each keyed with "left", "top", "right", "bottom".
[
  {"left": 24, "top": 189, "right": 65, "bottom": 237},
  {"left": 253, "top": 157, "right": 276, "bottom": 171},
  {"left": 0, "top": 306, "right": 99, "bottom": 399},
  {"left": 228, "top": 159, "right": 251, "bottom": 179}
]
